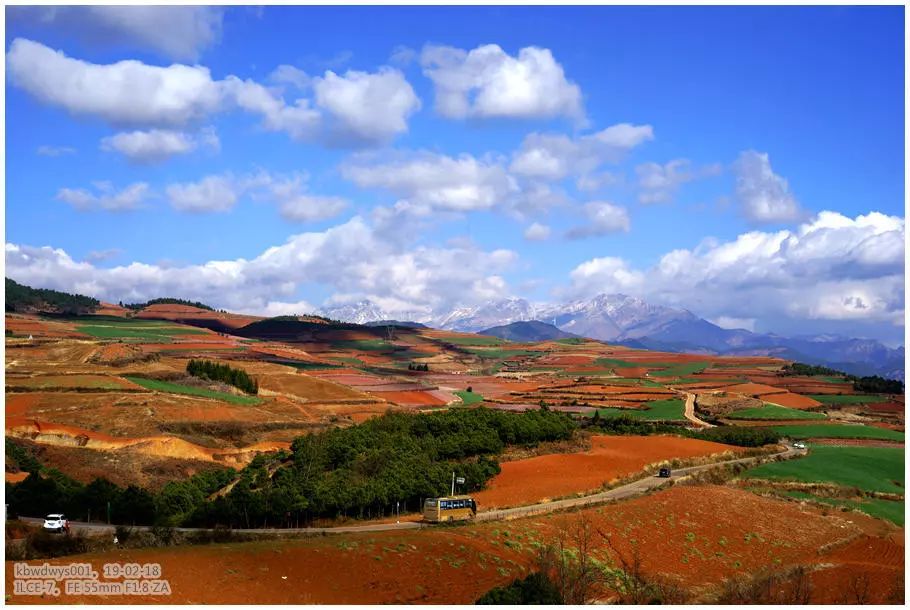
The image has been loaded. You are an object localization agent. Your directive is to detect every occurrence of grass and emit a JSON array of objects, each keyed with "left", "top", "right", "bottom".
[
  {"left": 444, "top": 335, "right": 508, "bottom": 346},
  {"left": 125, "top": 376, "right": 261, "bottom": 405},
  {"left": 77, "top": 321, "right": 208, "bottom": 340},
  {"left": 330, "top": 339, "right": 392, "bottom": 352},
  {"left": 742, "top": 445, "right": 904, "bottom": 494},
  {"left": 812, "top": 375, "right": 850, "bottom": 384},
  {"left": 267, "top": 360, "right": 342, "bottom": 370},
  {"left": 808, "top": 394, "right": 885, "bottom": 405},
  {"left": 770, "top": 424, "right": 904, "bottom": 441},
  {"left": 554, "top": 337, "right": 585, "bottom": 345},
  {"left": 649, "top": 362, "right": 710, "bottom": 378},
  {"left": 455, "top": 390, "right": 484, "bottom": 406},
  {"left": 465, "top": 347, "right": 538, "bottom": 359},
  {"left": 596, "top": 398, "right": 686, "bottom": 421},
  {"left": 593, "top": 358, "right": 640, "bottom": 369},
  {"left": 727, "top": 404, "right": 827, "bottom": 420},
  {"left": 784, "top": 491, "right": 904, "bottom": 526}
]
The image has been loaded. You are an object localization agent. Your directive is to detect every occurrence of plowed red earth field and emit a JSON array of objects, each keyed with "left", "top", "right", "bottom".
[
  {"left": 3, "top": 529, "right": 529, "bottom": 605},
  {"left": 6, "top": 485, "right": 897, "bottom": 604},
  {"left": 761, "top": 392, "right": 822, "bottom": 409},
  {"left": 472, "top": 435, "right": 744, "bottom": 509}
]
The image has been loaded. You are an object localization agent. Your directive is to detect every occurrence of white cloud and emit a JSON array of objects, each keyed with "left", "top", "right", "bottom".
[
  {"left": 7, "top": 38, "right": 222, "bottom": 127},
  {"left": 8, "top": 38, "right": 419, "bottom": 146},
  {"left": 36, "top": 145, "right": 76, "bottom": 157},
  {"left": 420, "top": 43, "right": 584, "bottom": 122},
  {"left": 390, "top": 45, "right": 417, "bottom": 66},
  {"left": 166, "top": 174, "right": 239, "bottom": 213},
  {"left": 56, "top": 181, "right": 151, "bottom": 211},
  {"left": 568, "top": 211, "right": 904, "bottom": 326},
  {"left": 636, "top": 159, "right": 721, "bottom": 204},
  {"left": 733, "top": 150, "right": 804, "bottom": 223},
  {"left": 523, "top": 222, "right": 551, "bottom": 241},
  {"left": 510, "top": 123, "right": 654, "bottom": 181},
  {"left": 312, "top": 68, "right": 420, "bottom": 144},
  {"left": 5, "top": 217, "right": 519, "bottom": 317},
  {"left": 9, "top": 6, "right": 223, "bottom": 61},
  {"left": 84, "top": 249, "right": 124, "bottom": 264},
  {"left": 710, "top": 316, "right": 757, "bottom": 332},
  {"left": 165, "top": 170, "right": 348, "bottom": 221},
  {"left": 269, "top": 65, "right": 311, "bottom": 90},
  {"left": 100, "top": 127, "right": 219, "bottom": 163},
  {"left": 566, "top": 201, "right": 631, "bottom": 239},
  {"left": 341, "top": 151, "right": 516, "bottom": 213}
]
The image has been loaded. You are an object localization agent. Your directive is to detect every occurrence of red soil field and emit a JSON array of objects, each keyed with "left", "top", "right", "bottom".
[
  {"left": 724, "top": 382, "right": 790, "bottom": 396},
  {"left": 761, "top": 392, "right": 822, "bottom": 409},
  {"left": 472, "top": 435, "right": 744, "bottom": 509},
  {"left": 5, "top": 471, "right": 29, "bottom": 483},
  {"left": 3, "top": 528, "right": 530, "bottom": 605},
  {"left": 369, "top": 390, "right": 448, "bottom": 406},
  {"left": 135, "top": 304, "right": 261, "bottom": 329}
]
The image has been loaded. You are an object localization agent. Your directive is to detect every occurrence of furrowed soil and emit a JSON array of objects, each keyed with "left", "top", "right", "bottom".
[
  {"left": 472, "top": 435, "right": 746, "bottom": 509},
  {"left": 5, "top": 485, "right": 900, "bottom": 604}
]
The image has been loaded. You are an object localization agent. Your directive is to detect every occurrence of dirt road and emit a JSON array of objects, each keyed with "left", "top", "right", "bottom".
[
  {"left": 683, "top": 392, "right": 714, "bottom": 428},
  {"left": 20, "top": 443, "right": 801, "bottom": 536}
]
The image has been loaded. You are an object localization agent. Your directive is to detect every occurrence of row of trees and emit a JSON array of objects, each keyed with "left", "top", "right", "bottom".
[
  {"left": 5, "top": 278, "right": 99, "bottom": 315},
  {"left": 586, "top": 414, "right": 781, "bottom": 447},
  {"left": 778, "top": 362, "right": 903, "bottom": 394},
  {"left": 7, "top": 408, "right": 575, "bottom": 529},
  {"left": 407, "top": 363, "right": 430, "bottom": 371},
  {"left": 186, "top": 359, "right": 258, "bottom": 395},
  {"left": 122, "top": 297, "right": 215, "bottom": 311}
]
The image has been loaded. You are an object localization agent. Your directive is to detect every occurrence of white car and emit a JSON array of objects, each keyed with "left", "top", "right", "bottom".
[
  {"left": 793, "top": 442, "right": 807, "bottom": 450},
  {"left": 43, "top": 514, "right": 68, "bottom": 533}
]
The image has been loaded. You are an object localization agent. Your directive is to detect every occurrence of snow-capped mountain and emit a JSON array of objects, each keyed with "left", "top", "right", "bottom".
[{"left": 318, "top": 294, "right": 904, "bottom": 380}]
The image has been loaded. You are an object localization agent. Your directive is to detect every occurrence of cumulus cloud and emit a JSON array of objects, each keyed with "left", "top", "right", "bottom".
[
  {"left": 7, "top": 38, "right": 222, "bottom": 127},
  {"left": 567, "top": 211, "right": 904, "bottom": 326},
  {"left": 165, "top": 170, "right": 347, "bottom": 220},
  {"left": 269, "top": 64, "right": 310, "bottom": 90},
  {"left": 636, "top": 159, "right": 721, "bottom": 204},
  {"left": 420, "top": 44, "right": 584, "bottom": 122},
  {"left": 166, "top": 174, "right": 240, "bottom": 213},
  {"left": 100, "top": 127, "right": 219, "bottom": 163},
  {"left": 312, "top": 67, "right": 421, "bottom": 144},
  {"left": 84, "top": 248, "right": 124, "bottom": 264},
  {"left": 341, "top": 151, "right": 516, "bottom": 213},
  {"left": 8, "top": 6, "right": 223, "bottom": 61},
  {"left": 733, "top": 150, "right": 804, "bottom": 223},
  {"left": 36, "top": 145, "right": 76, "bottom": 157},
  {"left": 5, "top": 217, "right": 519, "bottom": 317},
  {"left": 524, "top": 222, "right": 552, "bottom": 241},
  {"left": 56, "top": 181, "right": 151, "bottom": 211},
  {"left": 566, "top": 201, "right": 631, "bottom": 239},
  {"left": 8, "top": 38, "right": 419, "bottom": 146},
  {"left": 510, "top": 123, "right": 653, "bottom": 182}
]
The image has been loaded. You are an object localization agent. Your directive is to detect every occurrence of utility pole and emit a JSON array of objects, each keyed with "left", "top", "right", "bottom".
[{"left": 451, "top": 471, "right": 455, "bottom": 497}]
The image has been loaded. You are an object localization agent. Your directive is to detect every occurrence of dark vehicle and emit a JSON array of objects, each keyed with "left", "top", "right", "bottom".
[{"left": 658, "top": 467, "right": 671, "bottom": 478}]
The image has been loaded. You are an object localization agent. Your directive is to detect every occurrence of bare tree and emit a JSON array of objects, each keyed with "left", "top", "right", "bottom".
[
  {"left": 535, "top": 515, "right": 607, "bottom": 604},
  {"left": 599, "top": 529, "right": 688, "bottom": 604},
  {"left": 716, "top": 565, "right": 812, "bottom": 604}
]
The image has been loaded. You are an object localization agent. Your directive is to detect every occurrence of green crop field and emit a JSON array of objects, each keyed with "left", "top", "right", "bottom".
[
  {"left": 596, "top": 398, "right": 686, "bottom": 421},
  {"left": 770, "top": 424, "right": 904, "bottom": 441},
  {"left": 330, "top": 339, "right": 393, "bottom": 352},
  {"left": 743, "top": 445, "right": 904, "bottom": 494},
  {"left": 649, "top": 362, "right": 710, "bottom": 378},
  {"left": 466, "top": 347, "right": 539, "bottom": 359},
  {"left": 727, "top": 404, "right": 827, "bottom": 420},
  {"left": 812, "top": 375, "right": 850, "bottom": 384},
  {"left": 593, "top": 358, "right": 640, "bottom": 368},
  {"left": 554, "top": 337, "right": 585, "bottom": 345},
  {"left": 784, "top": 491, "right": 904, "bottom": 526},
  {"left": 444, "top": 335, "right": 508, "bottom": 346},
  {"left": 808, "top": 394, "right": 884, "bottom": 405},
  {"left": 77, "top": 320, "right": 208, "bottom": 340},
  {"left": 125, "top": 376, "right": 261, "bottom": 405},
  {"left": 455, "top": 390, "right": 484, "bottom": 406}
]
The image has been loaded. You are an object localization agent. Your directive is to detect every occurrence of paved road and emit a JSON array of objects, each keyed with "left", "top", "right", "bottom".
[{"left": 20, "top": 444, "right": 802, "bottom": 537}]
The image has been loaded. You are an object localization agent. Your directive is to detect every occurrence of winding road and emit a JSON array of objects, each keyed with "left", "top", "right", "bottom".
[
  {"left": 19, "top": 443, "right": 803, "bottom": 536},
  {"left": 682, "top": 391, "right": 714, "bottom": 428}
]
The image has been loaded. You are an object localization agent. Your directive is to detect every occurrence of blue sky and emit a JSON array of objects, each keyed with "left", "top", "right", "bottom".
[{"left": 4, "top": 5, "right": 905, "bottom": 343}]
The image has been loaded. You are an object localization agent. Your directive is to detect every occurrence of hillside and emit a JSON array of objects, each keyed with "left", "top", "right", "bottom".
[
  {"left": 479, "top": 320, "right": 579, "bottom": 342},
  {"left": 5, "top": 277, "right": 99, "bottom": 315}
]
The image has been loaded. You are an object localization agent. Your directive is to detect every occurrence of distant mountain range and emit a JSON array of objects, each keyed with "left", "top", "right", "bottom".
[
  {"left": 479, "top": 320, "right": 579, "bottom": 342},
  {"left": 321, "top": 295, "right": 905, "bottom": 380}
]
